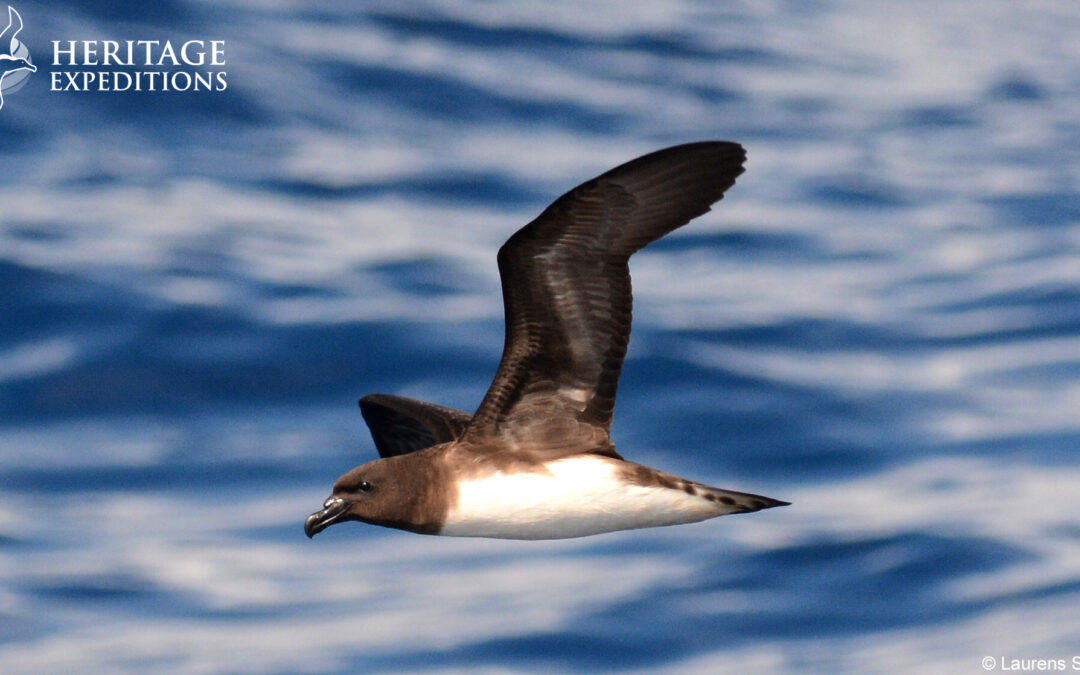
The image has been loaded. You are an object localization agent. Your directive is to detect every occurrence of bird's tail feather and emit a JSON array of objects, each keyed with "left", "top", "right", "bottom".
[{"left": 698, "top": 484, "right": 790, "bottom": 515}]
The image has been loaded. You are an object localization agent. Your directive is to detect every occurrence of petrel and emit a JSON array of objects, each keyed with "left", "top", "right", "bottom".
[{"left": 306, "top": 141, "right": 788, "bottom": 540}]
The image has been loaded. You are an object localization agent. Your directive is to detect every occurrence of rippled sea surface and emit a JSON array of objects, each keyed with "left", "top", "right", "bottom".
[{"left": 2, "top": 1, "right": 1079, "bottom": 673}]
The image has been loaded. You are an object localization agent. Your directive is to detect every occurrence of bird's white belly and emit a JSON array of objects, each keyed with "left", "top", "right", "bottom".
[{"left": 439, "top": 456, "right": 718, "bottom": 539}]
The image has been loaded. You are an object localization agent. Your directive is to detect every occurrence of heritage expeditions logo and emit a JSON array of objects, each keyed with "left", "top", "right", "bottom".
[
  {"left": 1, "top": 6, "right": 228, "bottom": 111},
  {"left": 51, "top": 38, "right": 227, "bottom": 93},
  {"left": 0, "top": 6, "right": 35, "bottom": 111}
]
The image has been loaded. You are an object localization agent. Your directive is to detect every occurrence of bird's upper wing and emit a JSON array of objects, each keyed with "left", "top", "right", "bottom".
[
  {"left": 359, "top": 394, "right": 472, "bottom": 458},
  {"left": 2, "top": 7, "right": 22, "bottom": 52},
  {"left": 461, "top": 142, "right": 746, "bottom": 458}
]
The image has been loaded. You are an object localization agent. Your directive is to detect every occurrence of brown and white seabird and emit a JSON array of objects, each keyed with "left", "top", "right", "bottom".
[{"left": 305, "top": 141, "right": 788, "bottom": 540}]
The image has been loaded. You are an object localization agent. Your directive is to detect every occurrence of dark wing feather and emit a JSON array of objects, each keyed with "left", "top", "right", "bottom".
[
  {"left": 463, "top": 142, "right": 746, "bottom": 455},
  {"left": 359, "top": 394, "right": 472, "bottom": 458}
]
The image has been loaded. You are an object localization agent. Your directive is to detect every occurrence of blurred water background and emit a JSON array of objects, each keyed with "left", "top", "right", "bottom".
[{"left": 2, "top": 1, "right": 1079, "bottom": 672}]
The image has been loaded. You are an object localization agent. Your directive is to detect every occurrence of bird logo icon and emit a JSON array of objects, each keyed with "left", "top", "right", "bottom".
[{"left": 1, "top": 6, "right": 35, "bottom": 111}]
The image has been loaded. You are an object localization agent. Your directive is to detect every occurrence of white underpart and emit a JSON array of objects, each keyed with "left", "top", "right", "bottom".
[{"left": 440, "top": 456, "right": 722, "bottom": 540}]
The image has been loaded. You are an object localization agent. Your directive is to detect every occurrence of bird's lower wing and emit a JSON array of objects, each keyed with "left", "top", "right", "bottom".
[{"left": 359, "top": 394, "right": 472, "bottom": 458}]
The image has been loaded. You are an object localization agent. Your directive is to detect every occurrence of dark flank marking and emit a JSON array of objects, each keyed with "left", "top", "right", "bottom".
[
  {"left": 621, "top": 463, "right": 682, "bottom": 489},
  {"left": 305, "top": 142, "right": 791, "bottom": 539}
]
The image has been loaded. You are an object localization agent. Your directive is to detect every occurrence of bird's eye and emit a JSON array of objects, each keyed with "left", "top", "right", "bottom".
[{"left": 358, "top": 481, "right": 373, "bottom": 492}]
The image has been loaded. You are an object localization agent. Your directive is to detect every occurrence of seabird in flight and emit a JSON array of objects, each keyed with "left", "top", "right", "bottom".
[{"left": 306, "top": 141, "right": 788, "bottom": 540}]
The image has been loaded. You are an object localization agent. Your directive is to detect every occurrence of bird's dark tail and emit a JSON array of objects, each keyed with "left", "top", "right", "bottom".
[{"left": 697, "top": 484, "right": 790, "bottom": 515}]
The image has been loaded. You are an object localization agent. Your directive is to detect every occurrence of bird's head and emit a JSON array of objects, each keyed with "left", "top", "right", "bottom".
[
  {"left": 305, "top": 457, "right": 426, "bottom": 537},
  {"left": 7, "top": 58, "right": 36, "bottom": 73}
]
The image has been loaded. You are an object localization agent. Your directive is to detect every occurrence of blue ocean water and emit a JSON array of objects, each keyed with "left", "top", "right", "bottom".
[{"left": 2, "top": 1, "right": 1079, "bottom": 672}]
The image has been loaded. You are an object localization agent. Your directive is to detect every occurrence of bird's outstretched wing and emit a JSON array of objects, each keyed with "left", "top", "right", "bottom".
[
  {"left": 462, "top": 142, "right": 746, "bottom": 457},
  {"left": 2, "top": 7, "right": 24, "bottom": 54},
  {"left": 359, "top": 394, "right": 472, "bottom": 458}
]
